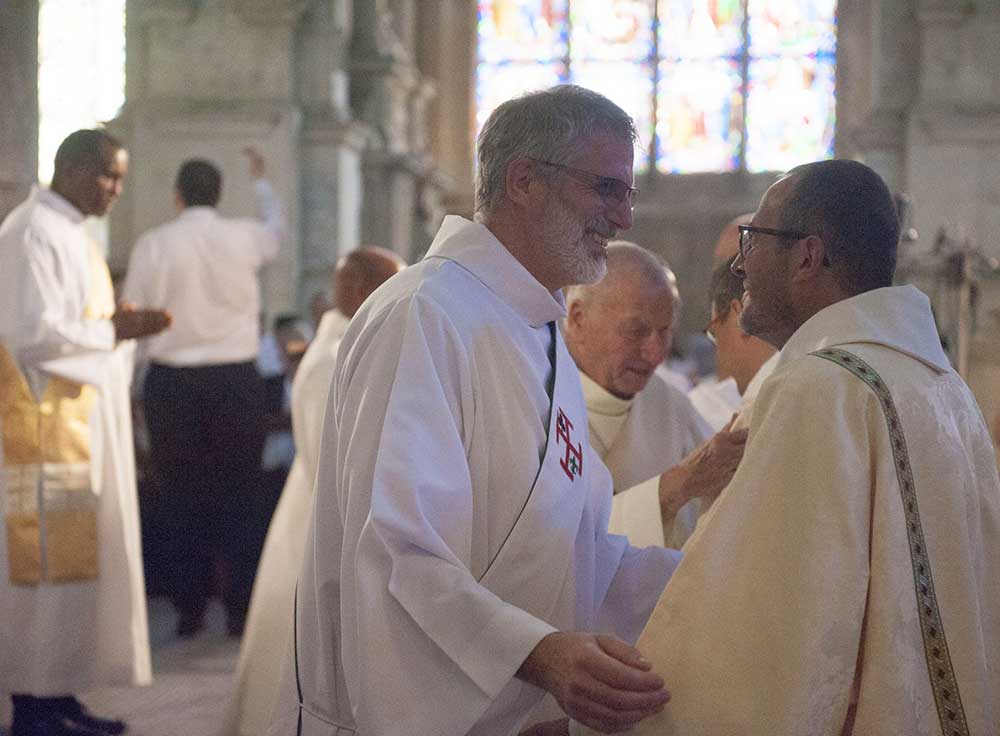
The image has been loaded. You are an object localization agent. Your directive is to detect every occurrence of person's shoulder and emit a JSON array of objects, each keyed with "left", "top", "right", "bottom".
[
  {"left": 643, "top": 371, "right": 701, "bottom": 414},
  {"left": 755, "top": 349, "right": 876, "bottom": 420},
  {"left": 1, "top": 198, "right": 65, "bottom": 253}
]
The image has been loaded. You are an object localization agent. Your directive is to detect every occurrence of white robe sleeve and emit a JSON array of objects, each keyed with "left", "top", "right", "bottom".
[
  {"left": 252, "top": 178, "right": 284, "bottom": 261},
  {"left": 11, "top": 228, "right": 114, "bottom": 369},
  {"left": 627, "top": 358, "right": 873, "bottom": 736},
  {"left": 587, "top": 446, "right": 682, "bottom": 643},
  {"left": 338, "top": 295, "right": 556, "bottom": 735}
]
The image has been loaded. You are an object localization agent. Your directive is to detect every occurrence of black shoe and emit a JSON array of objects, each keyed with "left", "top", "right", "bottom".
[
  {"left": 11, "top": 695, "right": 118, "bottom": 736},
  {"left": 52, "top": 698, "right": 127, "bottom": 736},
  {"left": 176, "top": 610, "right": 205, "bottom": 638},
  {"left": 11, "top": 715, "right": 109, "bottom": 736}
]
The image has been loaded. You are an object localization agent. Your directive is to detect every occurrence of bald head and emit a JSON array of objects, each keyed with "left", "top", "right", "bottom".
[
  {"left": 333, "top": 245, "right": 406, "bottom": 317},
  {"left": 713, "top": 213, "right": 753, "bottom": 266},
  {"left": 564, "top": 241, "right": 678, "bottom": 399},
  {"left": 567, "top": 241, "right": 679, "bottom": 313}
]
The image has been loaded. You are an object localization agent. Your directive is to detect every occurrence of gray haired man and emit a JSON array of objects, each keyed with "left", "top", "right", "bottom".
[{"left": 270, "top": 86, "right": 682, "bottom": 736}]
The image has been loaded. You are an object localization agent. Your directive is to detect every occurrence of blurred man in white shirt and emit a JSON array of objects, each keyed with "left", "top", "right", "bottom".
[{"left": 122, "top": 147, "right": 285, "bottom": 637}]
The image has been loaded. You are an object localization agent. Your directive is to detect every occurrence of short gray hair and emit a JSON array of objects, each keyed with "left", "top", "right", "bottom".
[
  {"left": 565, "top": 241, "right": 681, "bottom": 325},
  {"left": 475, "top": 85, "right": 637, "bottom": 217}
]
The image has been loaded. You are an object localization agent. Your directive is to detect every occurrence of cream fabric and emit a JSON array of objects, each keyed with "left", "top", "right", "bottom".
[
  {"left": 223, "top": 309, "right": 351, "bottom": 736},
  {"left": 268, "top": 216, "right": 681, "bottom": 736},
  {"left": 616, "top": 286, "right": 1000, "bottom": 736},
  {"left": 0, "top": 187, "right": 151, "bottom": 708},
  {"left": 582, "top": 371, "right": 711, "bottom": 548}
]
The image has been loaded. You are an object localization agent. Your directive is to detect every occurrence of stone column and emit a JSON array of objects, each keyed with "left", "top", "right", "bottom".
[
  {"left": 296, "top": 0, "right": 369, "bottom": 304},
  {"left": 112, "top": 0, "right": 309, "bottom": 318},
  {"left": 351, "top": 0, "right": 450, "bottom": 261},
  {"left": 0, "top": 0, "right": 39, "bottom": 220}
]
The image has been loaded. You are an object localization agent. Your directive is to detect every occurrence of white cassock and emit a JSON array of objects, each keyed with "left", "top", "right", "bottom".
[
  {"left": 580, "top": 372, "right": 712, "bottom": 548},
  {"left": 0, "top": 188, "right": 151, "bottom": 718},
  {"left": 688, "top": 352, "right": 780, "bottom": 432},
  {"left": 609, "top": 286, "right": 1000, "bottom": 736},
  {"left": 687, "top": 376, "right": 741, "bottom": 433},
  {"left": 223, "top": 308, "right": 351, "bottom": 736},
  {"left": 267, "top": 215, "right": 681, "bottom": 736}
]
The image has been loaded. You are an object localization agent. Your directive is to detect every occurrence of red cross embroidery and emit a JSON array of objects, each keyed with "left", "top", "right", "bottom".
[{"left": 555, "top": 407, "right": 584, "bottom": 482}]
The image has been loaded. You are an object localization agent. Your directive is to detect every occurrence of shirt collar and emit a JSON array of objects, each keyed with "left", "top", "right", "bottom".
[
  {"left": 34, "top": 186, "right": 86, "bottom": 225},
  {"left": 579, "top": 369, "right": 634, "bottom": 416},
  {"left": 179, "top": 205, "right": 218, "bottom": 220},
  {"left": 778, "top": 285, "right": 951, "bottom": 373},
  {"left": 424, "top": 215, "right": 566, "bottom": 328}
]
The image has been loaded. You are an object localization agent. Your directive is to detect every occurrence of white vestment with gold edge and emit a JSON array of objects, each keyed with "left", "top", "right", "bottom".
[
  {"left": 0, "top": 188, "right": 151, "bottom": 718},
  {"left": 607, "top": 285, "right": 1000, "bottom": 736}
]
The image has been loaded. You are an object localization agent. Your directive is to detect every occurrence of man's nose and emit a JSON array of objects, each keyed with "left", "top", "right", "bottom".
[
  {"left": 731, "top": 251, "right": 746, "bottom": 277},
  {"left": 607, "top": 196, "right": 633, "bottom": 231},
  {"left": 642, "top": 332, "right": 668, "bottom": 365}
]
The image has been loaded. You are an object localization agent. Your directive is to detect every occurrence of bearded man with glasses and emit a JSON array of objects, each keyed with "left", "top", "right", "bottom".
[{"left": 270, "top": 85, "right": 686, "bottom": 736}]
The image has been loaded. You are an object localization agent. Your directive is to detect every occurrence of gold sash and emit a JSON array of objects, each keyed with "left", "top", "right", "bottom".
[{"left": 1, "top": 239, "right": 114, "bottom": 585}]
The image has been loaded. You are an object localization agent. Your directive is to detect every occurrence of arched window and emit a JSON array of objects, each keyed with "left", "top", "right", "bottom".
[
  {"left": 476, "top": 0, "right": 836, "bottom": 174},
  {"left": 38, "top": 0, "right": 126, "bottom": 184}
]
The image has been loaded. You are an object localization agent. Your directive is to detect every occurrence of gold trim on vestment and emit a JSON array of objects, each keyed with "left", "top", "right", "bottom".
[
  {"left": 0, "top": 239, "right": 113, "bottom": 586},
  {"left": 811, "top": 348, "right": 970, "bottom": 736}
]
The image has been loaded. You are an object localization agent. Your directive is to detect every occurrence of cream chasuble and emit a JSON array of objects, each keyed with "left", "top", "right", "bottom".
[
  {"left": 580, "top": 371, "right": 711, "bottom": 548},
  {"left": 0, "top": 188, "right": 151, "bottom": 705},
  {"left": 604, "top": 286, "right": 1000, "bottom": 736}
]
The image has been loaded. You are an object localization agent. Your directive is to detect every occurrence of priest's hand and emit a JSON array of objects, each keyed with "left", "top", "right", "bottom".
[
  {"left": 517, "top": 632, "right": 669, "bottom": 733},
  {"left": 658, "top": 416, "right": 748, "bottom": 520},
  {"left": 112, "top": 303, "right": 172, "bottom": 341}
]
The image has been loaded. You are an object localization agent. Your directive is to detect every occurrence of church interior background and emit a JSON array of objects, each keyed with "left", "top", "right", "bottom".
[{"left": 1, "top": 0, "right": 1000, "bottom": 731}]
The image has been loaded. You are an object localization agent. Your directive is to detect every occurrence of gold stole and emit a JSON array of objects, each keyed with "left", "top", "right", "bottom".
[{"left": 1, "top": 239, "right": 115, "bottom": 585}]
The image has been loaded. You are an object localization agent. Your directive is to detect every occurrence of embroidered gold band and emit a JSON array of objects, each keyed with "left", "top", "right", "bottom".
[{"left": 812, "top": 347, "right": 968, "bottom": 736}]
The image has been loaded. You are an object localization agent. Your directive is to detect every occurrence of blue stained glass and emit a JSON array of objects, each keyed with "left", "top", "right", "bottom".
[
  {"left": 747, "top": 0, "right": 837, "bottom": 58},
  {"left": 656, "top": 59, "right": 742, "bottom": 173},
  {"left": 571, "top": 62, "right": 655, "bottom": 170},
  {"left": 476, "top": 62, "right": 566, "bottom": 136},
  {"left": 658, "top": 0, "right": 744, "bottom": 61},
  {"left": 475, "top": 0, "right": 839, "bottom": 175},
  {"left": 570, "top": 0, "right": 655, "bottom": 62},
  {"left": 745, "top": 55, "right": 836, "bottom": 172},
  {"left": 477, "top": 0, "right": 569, "bottom": 63}
]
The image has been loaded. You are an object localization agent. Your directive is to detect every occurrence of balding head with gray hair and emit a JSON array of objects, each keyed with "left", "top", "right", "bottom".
[
  {"left": 566, "top": 241, "right": 680, "bottom": 321},
  {"left": 564, "top": 241, "right": 680, "bottom": 399},
  {"left": 475, "top": 85, "right": 637, "bottom": 219}
]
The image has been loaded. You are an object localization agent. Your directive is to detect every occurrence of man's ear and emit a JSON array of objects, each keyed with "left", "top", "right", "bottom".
[
  {"left": 505, "top": 158, "right": 541, "bottom": 208},
  {"left": 791, "top": 235, "right": 828, "bottom": 283},
  {"left": 566, "top": 298, "right": 586, "bottom": 332}
]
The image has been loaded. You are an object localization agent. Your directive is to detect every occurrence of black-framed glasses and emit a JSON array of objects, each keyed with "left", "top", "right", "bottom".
[
  {"left": 702, "top": 304, "right": 730, "bottom": 345},
  {"left": 736, "top": 224, "right": 811, "bottom": 261},
  {"left": 534, "top": 160, "right": 639, "bottom": 208}
]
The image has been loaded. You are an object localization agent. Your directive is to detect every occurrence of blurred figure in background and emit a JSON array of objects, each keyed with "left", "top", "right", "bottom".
[{"left": 223, "top": 246, "right": 404, "bottom": 736}]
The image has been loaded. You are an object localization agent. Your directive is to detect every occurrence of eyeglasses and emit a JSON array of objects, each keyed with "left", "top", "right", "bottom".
[
  {"left": 535, "top": 160, "right": 639, "bottom": 208},
  {"left": 736, "top": 224, "right": 811, "bottom": 261},
  {"left": 702, "top": 307, "right": 728, "bottom": 345}
]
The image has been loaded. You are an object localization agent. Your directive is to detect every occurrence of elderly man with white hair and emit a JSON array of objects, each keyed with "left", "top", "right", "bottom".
[{"left": 563, "top": 242, "right": 746, "bottom": 548}]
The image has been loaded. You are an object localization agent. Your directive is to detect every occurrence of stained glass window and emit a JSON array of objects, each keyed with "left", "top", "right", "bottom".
[
  {"left": 37, "top": 0, "right": 127, "bottom": 185},
  {"left": 475, "top": 0, "right": 836, "bottom": 174}
]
